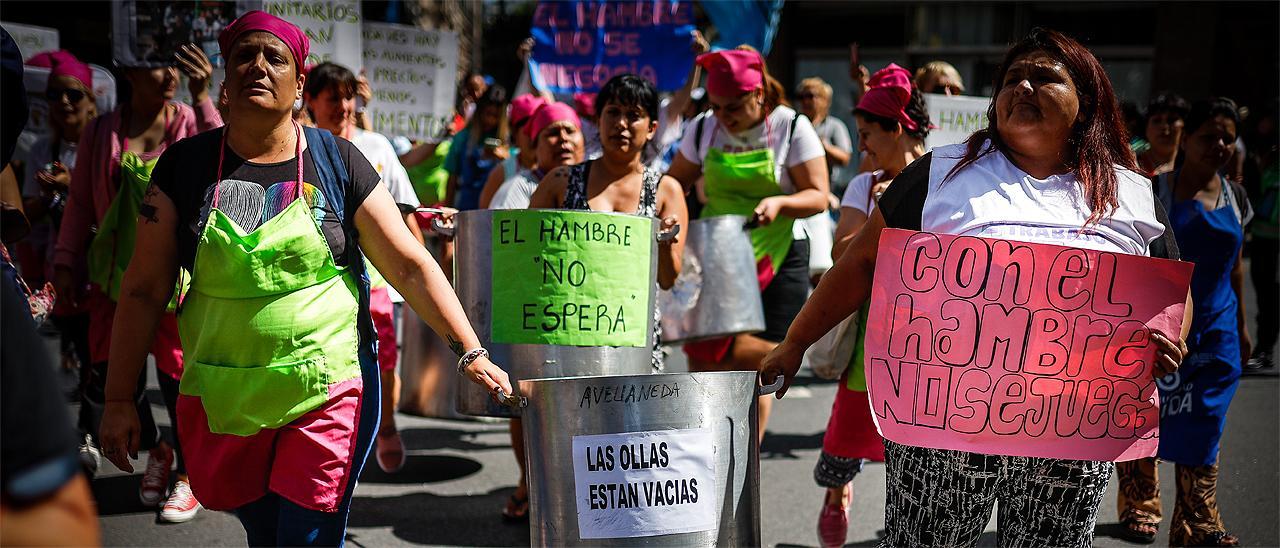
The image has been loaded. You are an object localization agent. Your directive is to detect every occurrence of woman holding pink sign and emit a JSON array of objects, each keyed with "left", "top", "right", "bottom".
[{"left": 761, "top": 28, "right": 1189, "bottom": 548}]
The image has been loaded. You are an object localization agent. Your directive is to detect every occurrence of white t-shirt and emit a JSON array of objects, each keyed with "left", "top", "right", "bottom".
[
  {"left": 489, "top": 168, "right": 539, "bottom": 210},
  {"left": 839, "top": 170, "right": 884, "bottom": 215},
  {"left": 923, "top": 142, "right": 1165, "bottom": 255},
  {"left": 351, "top": 129, "right": 417, "bottom": 208},
  {"left": 676, "top": 105, "right": 825, "bottom": 194}
]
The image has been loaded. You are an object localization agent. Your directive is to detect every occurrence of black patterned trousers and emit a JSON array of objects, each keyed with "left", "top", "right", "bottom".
[{"left": 880, "top": 440, "right": 1112, "bottom": 548}]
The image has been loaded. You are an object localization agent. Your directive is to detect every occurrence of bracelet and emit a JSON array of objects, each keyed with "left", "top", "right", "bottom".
[{"left": 456, "top": 347, "right": 489, "bottom": 375}]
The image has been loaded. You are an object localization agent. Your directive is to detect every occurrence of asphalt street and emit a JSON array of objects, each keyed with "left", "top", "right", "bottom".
[{"left": 86, "top": 259, "right": 1278, "bottom": 547}]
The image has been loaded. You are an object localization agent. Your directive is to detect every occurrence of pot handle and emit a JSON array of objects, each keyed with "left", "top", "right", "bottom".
[
  {"left": 757, "top": 375, "right": 785, "bottom": 396},
  {"left": 495, "top": 388, "right": 527, "bottom": 408},
  {"left": 656, "top": 223, "right": 681, "bottom": 243}
]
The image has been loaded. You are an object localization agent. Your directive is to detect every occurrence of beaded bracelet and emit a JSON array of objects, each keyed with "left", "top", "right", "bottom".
[{"left": 456, "top": 347, "right": 490, "bottom": 375}]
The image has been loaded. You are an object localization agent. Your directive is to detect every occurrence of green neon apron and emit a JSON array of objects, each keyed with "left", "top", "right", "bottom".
[
  {"left": 701, "top": 146, "right": 795, "bottom": 274},
  {"left": 86, "top": 153, "right": 187, "bottom": 308},
  {"left": 177, "top": 125, "right": 362, "bottom": 437}
]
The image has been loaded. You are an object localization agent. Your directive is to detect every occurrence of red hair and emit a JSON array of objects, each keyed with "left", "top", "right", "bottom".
[{"left": 948, "top": 28, "right": 1137, "bottom": 225}]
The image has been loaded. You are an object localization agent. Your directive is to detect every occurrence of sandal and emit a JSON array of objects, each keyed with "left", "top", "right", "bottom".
[
  {"left": 1120, "top": 518, "right": 1158, "bottom": 544},
  {"left": 502, "top": 491, "right": 530, "bottom": 523}
]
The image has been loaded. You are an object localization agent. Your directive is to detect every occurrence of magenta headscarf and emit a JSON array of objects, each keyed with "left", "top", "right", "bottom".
[
  {"left": 856, "top": 63, "right": 919, "bottom": 132},
  {"left": 510, "top": 94, "right": 548, "bottom": 129},
  {"left": 527, "top": 102, "right": 581, "bottom": 141},
  {"left": 48, "top": 50, "right": 93, "bottom": 91},
  {"left": 218, "top": 10, "right": 310, "bottom": 70},
  {"left": 696, "top": 50, "right": 764, "bottom": 97}
]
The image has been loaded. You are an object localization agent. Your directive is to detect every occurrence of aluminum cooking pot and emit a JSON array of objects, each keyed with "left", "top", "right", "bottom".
[
  {"left": 657, "top": 215, "right": 766, "bottom": 344},
  {"left": 504, "top": 372, "right": 782, "bottom": 546},
  {"left": 453, "top": 209, "right": 660, "bottom": 418}
]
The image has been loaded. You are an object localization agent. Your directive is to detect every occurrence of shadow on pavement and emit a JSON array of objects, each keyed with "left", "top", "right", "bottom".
[
  {"left": 346, "top": 488, "right": 531, "bottom": 546},
  {"left": 761, "top": 431, "right": 825, "bottom": 459},
  {"left": 90, "top": 473, "right": 154, "bottom": 517},
  {"left": 359, "top": 454, "right": 483, "bottom": 484},
  {"left": 397, "top": 426, "right": 511, "bottom": 452}
]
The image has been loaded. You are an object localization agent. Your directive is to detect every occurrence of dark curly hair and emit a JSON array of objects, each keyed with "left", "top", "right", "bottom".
[
  {"left": 946, "top": 28, "right": 1136, "bottom": 225},
  {"left": 854, "top": 87, "right": 932, "bottom": 140}
]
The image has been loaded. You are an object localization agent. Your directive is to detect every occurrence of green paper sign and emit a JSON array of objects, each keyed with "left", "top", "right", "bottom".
[{"left": 491, "top": 210, "right": 653, "bottom": 347}]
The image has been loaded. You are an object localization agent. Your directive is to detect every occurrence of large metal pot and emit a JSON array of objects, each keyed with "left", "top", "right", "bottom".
[
  {"left": 453, "top": 209, "right": 659, "bottom": 418},
  {"left": 658, "top": 215, "right": 765, "bottom": 344},
  {"left": 512, "top": 372, "right": 781, "bottom": 546}
]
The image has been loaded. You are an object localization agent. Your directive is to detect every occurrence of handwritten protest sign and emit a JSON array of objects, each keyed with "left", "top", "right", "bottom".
[
  {"left": 572, "top": 428, "right": 717, "bottom": 539},
  {"left": 491, "top": 210, "right": 653, "bottom": 348},
  {"left": 3, "top": 21, "right": 59, "bottom": 59},
  {"left": 362, "top": 22, "right": 458, "bottom": 142},
  {"left": 529, "top": 0, "right": 696, "bottom": 93},
  {"left": 258, "top": 0, "right": 362, "bottom": 69},
  {"left": 923, "top": 93, "right": 990, "bottom": 151},
  {"left": 864, "top": 229, "right": 1193, "bottom": 461}
]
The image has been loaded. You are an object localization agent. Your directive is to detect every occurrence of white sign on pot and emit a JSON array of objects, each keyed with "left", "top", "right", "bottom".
[{"left": 571, "top": 428, "right": 718, "bottom": 539}]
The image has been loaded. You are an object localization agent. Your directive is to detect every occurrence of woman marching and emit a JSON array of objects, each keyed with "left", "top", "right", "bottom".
[
  {"left": 814, "top": 64, "right": 931, "bottom": 548},
  {"left": 96, "top": 12, "right": 510, "bottom": 544},
  {"left": 53, "top": 42, "right": 222, "bottom": 521},
  {"left": 761, "top": 29, "right": 1190, "bottom": 547},
  {"left": 666, "top": 48, "right": 829, "bottom": 441},
  {"left": 1115, "top": 98, "right": 1251, "bottom": 547}
]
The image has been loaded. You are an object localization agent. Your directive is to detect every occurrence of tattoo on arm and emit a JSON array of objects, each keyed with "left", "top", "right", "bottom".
[
  {"left": 447, "top": 334, "right": 465, "bottom": 357},
  {"left": 139, "top": 184, "right": 161, "bottom": 224}
]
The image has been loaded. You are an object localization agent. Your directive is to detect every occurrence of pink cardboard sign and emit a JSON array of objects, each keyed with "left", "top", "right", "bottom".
[{"left": 864, "top": 229, "right": 1194, "bottom": 461}]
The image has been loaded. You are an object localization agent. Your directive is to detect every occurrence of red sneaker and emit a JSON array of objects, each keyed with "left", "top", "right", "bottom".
[
  {"left": 160, "top": 480, "right": 201, "bottom": 523},
  {"left": 817, "top": 486, "right": 851, "bottom": 548},
  {"left": 139, "top": 449, "right": 172, "bottom": 506}
]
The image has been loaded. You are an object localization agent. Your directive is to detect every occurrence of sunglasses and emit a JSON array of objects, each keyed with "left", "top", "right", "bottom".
[
  {"left": 46, "top": 87, "right": 87, "bottom": 103},
  {"left": 797, "top": 93, "right": 816, "bottom": 100}
]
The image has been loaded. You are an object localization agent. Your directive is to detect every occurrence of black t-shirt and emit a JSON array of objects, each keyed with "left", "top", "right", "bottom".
[
  {"left": 877, "top": 153, "right": 1181, "bottom": 260},
  {"left": 2, "top": 272, "right": 79, "bottom": 504},
  {"left": 152, "top": 128, "right": 381, "bottom": 270}
]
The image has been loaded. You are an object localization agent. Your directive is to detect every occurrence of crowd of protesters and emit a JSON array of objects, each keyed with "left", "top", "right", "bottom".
[{"left": 1, "top": 11, "right": 1276, "bottom": 548}]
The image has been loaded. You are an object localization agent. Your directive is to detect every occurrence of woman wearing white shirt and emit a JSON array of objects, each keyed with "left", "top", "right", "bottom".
[
  {"left": 761, "top": 29, "right": 1190, "bottom": 547},
  {"left": 666, "top": 47, "right": 829, "bottom": 442}
]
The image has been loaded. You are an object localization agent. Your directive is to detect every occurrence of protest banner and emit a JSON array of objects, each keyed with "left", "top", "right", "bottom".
[
  {"left": 863, "top": 229, "right": 1193, "bottom": 461},
  {"left": 255, "top": 0, "right": 362, "bottom": 70},
  {"left": 3, "top": 21, "right": 58, "bottom": 59},
  {"left": 490, "top": 210, "right": 653, "bottom": 348},
  {"left": 528, "top": 0, "right": 697, "bottom": 93},
  {"left": 572, "top": 428, "right": 717, "bottom": 539},
  {"left": 111, "top": 1, "right": 236, "bottom": 68},
  {"left": 361, "top": 22, "right": 458, "bottom": 142},
  {"left": 923, "top": 93, "right": 990, "bottom": 150}
]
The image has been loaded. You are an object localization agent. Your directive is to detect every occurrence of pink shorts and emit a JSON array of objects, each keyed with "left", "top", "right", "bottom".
[
  {"left": 88, "top": 290, "right": 183, "bottom": 379},
  {"left": 369, "top": 286, "right": 398, "bottom": 373},
  {"left": 822, "top": 369, "right": 885, "bottom": 462},
  {"left": 177, "top": 378, "right": 364, "bottom": 512}
]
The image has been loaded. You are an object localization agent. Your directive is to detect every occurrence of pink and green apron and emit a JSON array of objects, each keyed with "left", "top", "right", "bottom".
[
  {"left": 85, "top": 148, "right": 184, "bottom": 378},
  {"left": 684, "top": 133, "right": 796, "bottom": 363},
  {"left": 175, "top": 125, "right": 372, "bottom": 512},
  {"left": 822, "top": 304, "right": 885, "bottom": 461}
]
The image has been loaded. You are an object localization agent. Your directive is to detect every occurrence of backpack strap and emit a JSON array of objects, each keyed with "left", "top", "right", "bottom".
[{"left": 694, "top": 115, "right": 707, "bottom": 161}]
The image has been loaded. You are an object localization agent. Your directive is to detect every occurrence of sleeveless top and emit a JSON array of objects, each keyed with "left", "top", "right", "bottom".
[{"left": 562, "top": 160, "right": 664, "bottom": 369}]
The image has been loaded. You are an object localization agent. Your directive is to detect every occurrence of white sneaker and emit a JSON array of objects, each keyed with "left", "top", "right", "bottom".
[
  {"left": 78, "top": 434, "right": 100, "bottom": 475},
  {"left": 138, "top": 450, "right": 172, "bottom": 506},
  {"left": 159, "top": 480, "right": 201, "bottom": 523}
]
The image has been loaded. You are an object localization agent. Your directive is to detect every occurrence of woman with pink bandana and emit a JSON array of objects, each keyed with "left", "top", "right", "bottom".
[
  {"left": 96, "top": 12, "right": 509, "bottom": 544},
  {"left": 52, "top": 37, "right": 222, "bottom": 521},
  {"left": 666, "top": 49, "right": 830, "bottom": 441}
]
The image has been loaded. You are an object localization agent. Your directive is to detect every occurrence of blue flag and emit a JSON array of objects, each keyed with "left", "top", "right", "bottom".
[{"left": 528, "top": 1, "right": 697, "bottom": 94}]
